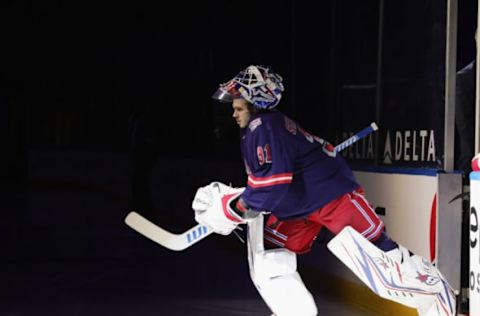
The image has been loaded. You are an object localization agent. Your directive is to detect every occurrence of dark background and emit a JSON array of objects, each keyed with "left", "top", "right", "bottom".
[{"left": 0, "top": 0, "right": 477, "bottom": 315}]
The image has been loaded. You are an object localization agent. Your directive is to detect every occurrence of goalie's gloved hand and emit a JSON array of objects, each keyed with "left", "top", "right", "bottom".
[{"left": 192, "top": 182, "right": 246, "bottom": 235}]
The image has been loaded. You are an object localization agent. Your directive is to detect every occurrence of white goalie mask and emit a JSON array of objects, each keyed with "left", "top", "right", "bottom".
[{"left": 212, "top": 65, "right": 284, "bottom": 110}]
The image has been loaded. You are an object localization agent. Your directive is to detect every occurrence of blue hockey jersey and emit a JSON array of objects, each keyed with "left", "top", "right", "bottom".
[{"left": 240, "top": 111, "right": 359, "bottom": 220}]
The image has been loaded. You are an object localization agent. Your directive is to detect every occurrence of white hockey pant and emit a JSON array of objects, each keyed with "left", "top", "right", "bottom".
[{"left": 247, "top": 214, "right": 317, "bottom": 316}]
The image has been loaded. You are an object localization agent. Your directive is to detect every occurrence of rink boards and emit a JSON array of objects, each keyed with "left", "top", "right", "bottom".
[{"left": 470, "top": 172, "right": 480, "bottom": 316}]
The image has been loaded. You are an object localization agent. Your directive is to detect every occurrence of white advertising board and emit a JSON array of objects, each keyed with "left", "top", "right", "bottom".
[
  {"left": 354, "top": 171, "right": 437, "bottom": 260},
  {"left": 470, "top": 172, "right": 480, "bottom": 316}
]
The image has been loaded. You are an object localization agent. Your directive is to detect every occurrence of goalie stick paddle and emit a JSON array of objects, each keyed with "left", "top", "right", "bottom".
[{"left": 125, "top": 122, "right": 379, "bottom": 251}]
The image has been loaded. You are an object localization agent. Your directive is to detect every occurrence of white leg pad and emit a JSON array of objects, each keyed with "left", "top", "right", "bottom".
[
  {"left": 247, "top": 215, "right": 317, "bottom": 316},
  {"left": 327, "top": 226, "right": 456, "bottom": 316},
  {"left": 252, "top": 248, "right": 297, "bottom": 278},
  {"left": 253, "top": 271, "right": 317, "bottom": 316}
]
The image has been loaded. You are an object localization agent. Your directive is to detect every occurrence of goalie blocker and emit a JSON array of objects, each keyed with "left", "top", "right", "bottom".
[{"left": 191, "top": 182, "right": 250, "bottom": 236}]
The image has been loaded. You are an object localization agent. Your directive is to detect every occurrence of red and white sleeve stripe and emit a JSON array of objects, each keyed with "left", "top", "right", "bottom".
[{"left": 247, "top": 173, "right": 293, "bottom": 188}]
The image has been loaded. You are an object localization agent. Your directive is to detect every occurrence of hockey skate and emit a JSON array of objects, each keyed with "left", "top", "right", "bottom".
[
  {"left": 386, "top": 246, "right": 443, "bottom": 292},
  {"left": 386, "top": 246, "right": 457, "bottom": 316}
]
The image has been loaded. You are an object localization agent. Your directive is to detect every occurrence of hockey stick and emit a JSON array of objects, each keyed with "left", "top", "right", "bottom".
[
  {"left": 125, "top": 212, "right": 211, "bottom": 251},
  {"left": 125, "top": 122, "right": 379, "bottom": 251},
  {"left": 334, "top": 122, "right": 378, "bottom": 152}
]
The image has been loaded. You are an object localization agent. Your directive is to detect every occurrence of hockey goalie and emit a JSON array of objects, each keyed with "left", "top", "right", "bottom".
[{"left": 190, "top": 65, "right": 457, "bottom": 316}]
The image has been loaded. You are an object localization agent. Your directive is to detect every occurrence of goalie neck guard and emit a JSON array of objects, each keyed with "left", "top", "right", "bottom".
[{"left": 212, "top": 65, "right": 284, "bottom": 110}]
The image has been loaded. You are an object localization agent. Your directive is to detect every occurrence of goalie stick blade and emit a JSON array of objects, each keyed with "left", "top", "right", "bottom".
[{"left": 125, "top": 211, "right": 213, "bottom": 251}]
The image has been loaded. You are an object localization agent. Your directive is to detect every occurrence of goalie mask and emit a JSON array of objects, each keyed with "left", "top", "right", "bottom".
[{"left": 212, "top": 65, "right": 284, "bottom": 110}]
